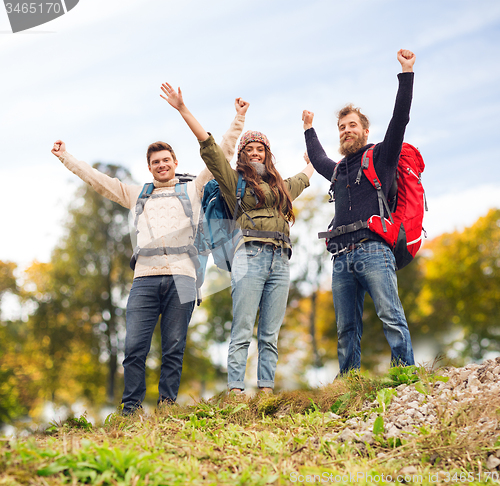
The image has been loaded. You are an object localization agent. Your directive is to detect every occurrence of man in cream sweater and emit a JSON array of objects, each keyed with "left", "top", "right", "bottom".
[{"left": 51, "top": 98, "right": 249, "bottom": 414}]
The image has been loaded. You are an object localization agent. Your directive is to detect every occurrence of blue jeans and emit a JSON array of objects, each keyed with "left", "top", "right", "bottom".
[
  {"left": 228, "top": 242, "right": 290, "bottom": 390},
  {"left": 121, "top": 275, "right": 196, "bottom": 413},
  {"left": 331, "top": 240, "right": 414, "bottom": 375}
]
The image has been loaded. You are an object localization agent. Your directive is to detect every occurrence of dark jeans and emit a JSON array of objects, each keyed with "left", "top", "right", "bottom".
[
  {"left": 331, "top": 240, "right": 415, "bottom": 374},
  {"left": 121, "top": 275, "right": 196, "bottom": 413}
]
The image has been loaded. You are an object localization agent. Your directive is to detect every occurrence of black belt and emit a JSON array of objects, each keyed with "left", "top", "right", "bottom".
[
  {"left": 240, "top": 229, "right": 291, "bottom": 245},
  {"left": 318, "top": 220, "right": 368, "bottom": 239},
  {"left": 330, "top": 238, "right": 370, "bottom": 258}
]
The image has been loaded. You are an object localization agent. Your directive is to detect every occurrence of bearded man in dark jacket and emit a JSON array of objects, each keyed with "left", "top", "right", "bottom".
[{"left": 302, "top": 49, "right": 417, "bottom": 375}]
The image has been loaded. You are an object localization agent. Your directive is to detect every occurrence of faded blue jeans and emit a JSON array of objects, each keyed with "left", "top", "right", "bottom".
[
  {"left": 121, "top": 275, "right": 196, "bottom": 413},
  {"left": 331, "top": 240, "right": 414, "bottom": 375},
  {"left": 228, "top": 241, "right": 290, "bottom": 391}
]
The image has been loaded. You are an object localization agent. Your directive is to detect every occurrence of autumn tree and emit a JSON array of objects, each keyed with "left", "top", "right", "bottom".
[
  {"left": 418, "top": 208, "right": 500, "bottom": 361},
  {"left": 0, "top": 261, "right": 25, "bottom": 424},
  {"left": 24, "top": 163, "right": 133, "bottom": 406}
]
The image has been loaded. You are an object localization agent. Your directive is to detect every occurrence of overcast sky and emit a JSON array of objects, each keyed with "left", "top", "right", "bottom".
[{"left": 1, "top": 0, "right": 499, "bottom": 269}]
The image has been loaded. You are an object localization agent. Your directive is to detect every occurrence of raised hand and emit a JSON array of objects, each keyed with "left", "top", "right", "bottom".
[
  {"left": 235, "top": 97, "right": 250, "bottom": 116},
  {"left": 160, "top": 82, "right": 185, "bottom": 111},
  {"left": 51, "top": 140, "right": 66, "bottom": 157},
  {"left": 397, "top": 49, "right": 416, "bottom": 73},
  {"left": 302, "top": 110, "right": 314, "bottom": 131}
]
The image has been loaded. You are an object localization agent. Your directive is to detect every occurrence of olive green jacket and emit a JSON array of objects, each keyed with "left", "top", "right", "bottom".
[{"left": 199, "top": 134, "right": 310, "bottom": 251}]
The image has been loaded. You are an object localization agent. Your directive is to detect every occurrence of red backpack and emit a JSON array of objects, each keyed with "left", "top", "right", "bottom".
[
  {"left": 359, "top": 143, "right": 427, "bottom": 269},
  {"left": 319, "top": 143, "right": 427, "bottom": 270}
]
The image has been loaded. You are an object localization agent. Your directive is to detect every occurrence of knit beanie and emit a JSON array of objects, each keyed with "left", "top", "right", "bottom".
[{"left": 237, "top": 131, "right": 271, "bottom": 154}]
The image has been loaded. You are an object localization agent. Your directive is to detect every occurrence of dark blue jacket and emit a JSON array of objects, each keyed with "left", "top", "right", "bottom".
[{"left": 305, "top": 72, "right": 414, "bottom": 253}]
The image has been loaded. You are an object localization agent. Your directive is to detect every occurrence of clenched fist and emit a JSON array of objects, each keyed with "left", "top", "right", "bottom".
[
  {"left": 302, "top": 110, "right": 314, "bottom": 131},
  {"left": 51, "top": 140, "right": 66, "bottom": 157},
  {"left": 397, "top": 49, "right": 416, "bottom": 73}
]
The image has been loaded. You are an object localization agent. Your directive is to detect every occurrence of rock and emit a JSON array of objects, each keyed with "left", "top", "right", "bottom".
[
  {"left": 321, "top": 360, "right": 500, "bottom": 453},
  {"left": 385, "top": 425, "right": 400, "bottom": 439},
  {"left": 486, "top": 455, "right": 500, "bottom": 470},
  {"left": 467, "top": 375, "right": 481, "bottom": 389},
  {"left": 399, "top": 466, "right": 418, "bottom": 475},
  {"left": 357, "top": 430, "right": 375, "bottom": 444},
  {"left": 459, "top": 369, "right": 473, "bottom": 380},
  {"left": 339, "top": 428, "right": 357, "bottom": 442}
]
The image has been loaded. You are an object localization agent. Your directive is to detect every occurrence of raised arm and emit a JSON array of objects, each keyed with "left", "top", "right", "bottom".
[
  {"left": 301, "top": 152, "right": 314, "bottom": 180},
  {"left": 51, "top": 140, "right": 138, "bottom": 209},
  {"left": 302, "top": 110, "right": 337, "bottom": 181},
  {"left": 377, "top": 49, "right": 416, "bottom": 169},
  {"left": 161, "top": 82, "right": 209, "bottom": 142},
  {"left": 219, "top": 97, "right": 248, "bottom": 163}
]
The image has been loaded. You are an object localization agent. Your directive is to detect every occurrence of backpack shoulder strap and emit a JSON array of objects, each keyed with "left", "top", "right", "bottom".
[
  {"left": 233, "top": 173, "right": 255, "bottom": 227},
  {"left": 357, "top": 146, "right": 393, "bottom": 232},
  {"left": 134, "top": 182, "right": 155, "bottom": 229},
  {"left": 233, "top": 173, "right": 245, "bottom": 219},
  {"left": 327, "top": 162, "right": 340, "bottom": 202},
  {"left": 138, "top": 182, "right": 155, "bottom": 200},
  {"left": 174, "top": 182, "right": 194, "bottom": 219},
  {"left": 175, "top": 183, "right": 196, "bottom": 240}
]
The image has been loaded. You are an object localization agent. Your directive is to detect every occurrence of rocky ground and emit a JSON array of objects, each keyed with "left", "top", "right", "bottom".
[{"left": 327, "top": 358, "right": 500, "bottom": 472}]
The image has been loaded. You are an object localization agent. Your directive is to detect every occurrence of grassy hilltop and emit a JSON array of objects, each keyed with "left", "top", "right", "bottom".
[{"left": 1, "top": 362, "right": 500, "bottom": 485}]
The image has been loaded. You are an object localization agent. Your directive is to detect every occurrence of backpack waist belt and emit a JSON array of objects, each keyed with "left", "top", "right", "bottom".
[
  {"left": 133, "top": 244, "right": 198, "bottom": 258},
  {"left": 318, "top": 220, "right": 368, "bottom": 239},
  {"left": 240, "top": 229, "right": 291, "bottom": 245}
]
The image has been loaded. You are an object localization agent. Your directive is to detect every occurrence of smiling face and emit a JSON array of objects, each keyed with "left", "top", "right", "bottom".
[
  {"left": 338, "top": 112, "right": 369, "bottom": 157},
  {"left": 148, "top": 150, "right": 178, "bottom": 182},
  {"left": 243, "top": 141, "right": 266, "bottom": 164}
]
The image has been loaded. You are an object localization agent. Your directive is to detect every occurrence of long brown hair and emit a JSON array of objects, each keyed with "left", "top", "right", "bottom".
[{"left": 236, "top": 146, "right": 295, "bottom": 224}]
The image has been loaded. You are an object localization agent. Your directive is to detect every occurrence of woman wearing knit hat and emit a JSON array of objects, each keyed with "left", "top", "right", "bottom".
[{"left": 162, "top": 82, "right": 314, "bottom": 394}]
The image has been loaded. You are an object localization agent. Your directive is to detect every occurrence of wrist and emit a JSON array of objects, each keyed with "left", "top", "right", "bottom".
[
  {"left": 304, "top": 124, "right": 313, "bottom": 131},
  {"left": 177, "top": 103, "right": 189, "bottom": 114}
]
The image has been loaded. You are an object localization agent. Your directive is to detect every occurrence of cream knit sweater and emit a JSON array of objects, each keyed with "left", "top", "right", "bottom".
[{"left": 57, "top": 114, "right": 245, "bottom": 280}]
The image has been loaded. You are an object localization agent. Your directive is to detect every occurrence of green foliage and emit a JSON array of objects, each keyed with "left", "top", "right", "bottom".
[
  {"left": 2, "top": 368, "right": 498, "bottom": 486},
  {"left": 0, "top": 262, "right": 38, "bottom": 425},
  {"left": 21, "top": 164, "right": 134, "bottom": 408},
  {"left": 420, "top": 208, "right": 500, "bottom": 361},
  {"left": 375, "top": 388, "right": 397, "bottom": 413},
  {"left": 373, "top": 415, "right": 385, "bottom": 435},
  {"left": 387, "top": 365, "right": 420, "bottom": 385},
  {"left": 46, "top": 414, "right": 94, "bottom": 435},
  {"left": 0, "top": 261, "right": 17, "bottom": 301},
  {"left": 330, "top": 393, "right": 352, "bottom": 415},
  {"left": 37, "top": 441, "right": 159, "bottom": 483}
]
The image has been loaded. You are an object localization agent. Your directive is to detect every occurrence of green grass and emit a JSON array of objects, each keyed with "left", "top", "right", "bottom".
[{"left": 1, "top": 367, "right": 499, "bottom": 485}]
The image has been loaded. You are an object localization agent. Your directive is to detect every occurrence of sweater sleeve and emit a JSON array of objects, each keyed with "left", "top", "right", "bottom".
[
  {"left": 219, "top": 114, "right": 245, "bottom": 163},
  {"left": 304, "top": 128, "right": 337, "bottom": 181},
  {"left": 377, "top": 72, "right": 414, "bottom": 170},
  {"left": 57, "top": 151, "right": 139, "bottom": 209}
]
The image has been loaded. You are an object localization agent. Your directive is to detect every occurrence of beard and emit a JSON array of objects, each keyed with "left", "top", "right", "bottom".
[{"left": 339, "top": 133, "right": 368, "bottom": 157}]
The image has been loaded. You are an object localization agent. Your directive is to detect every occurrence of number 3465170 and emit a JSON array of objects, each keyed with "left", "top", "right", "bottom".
[{"left": 5, "top": 3, "right": 62, "bottom": 14}]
